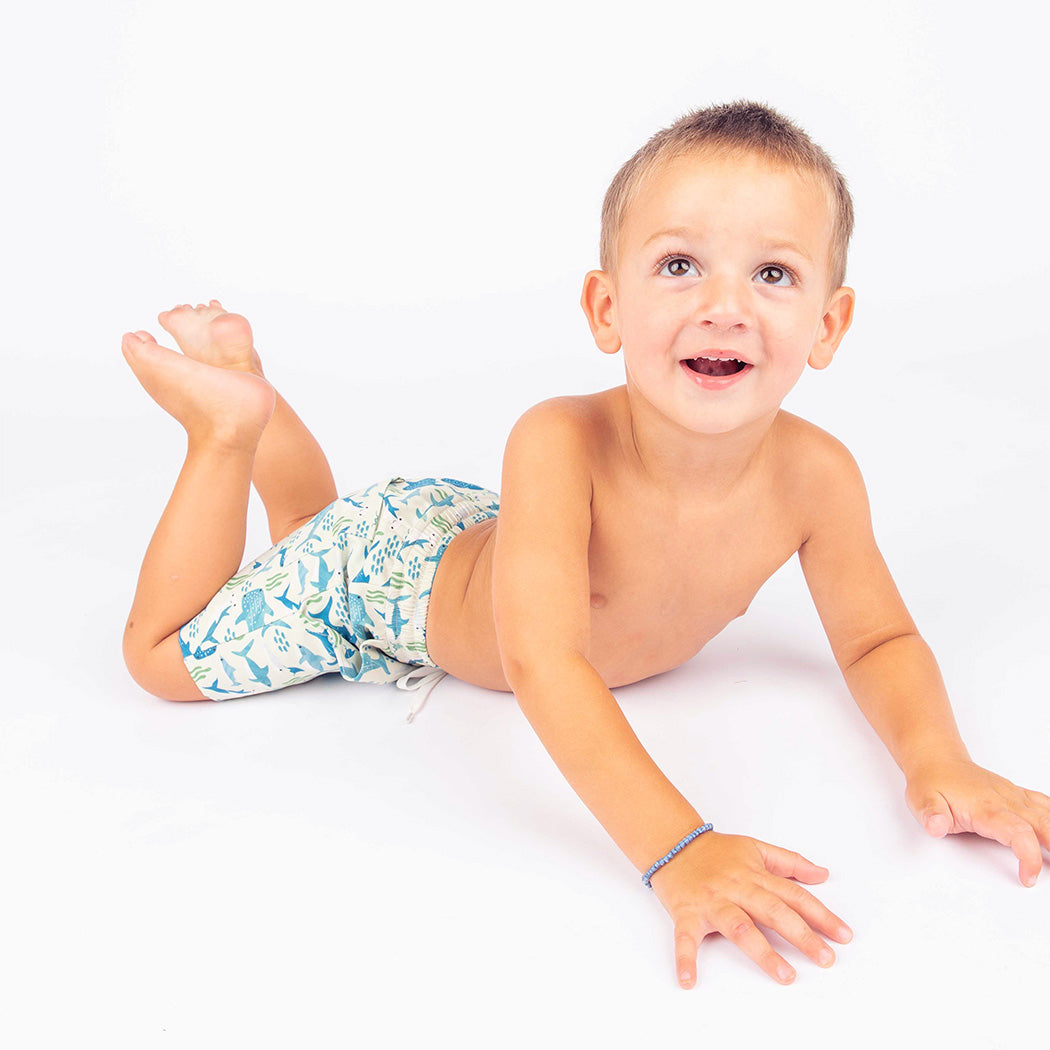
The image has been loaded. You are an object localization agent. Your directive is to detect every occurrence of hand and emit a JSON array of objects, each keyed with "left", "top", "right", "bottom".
[
  {"left": 905, "top": 757, "right": 1050, "bottom": 886},
  {"left": 649, "top": 831, "right": 853, "bottom": 989}
]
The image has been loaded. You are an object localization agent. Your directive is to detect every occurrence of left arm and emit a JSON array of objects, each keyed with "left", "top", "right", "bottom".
[{"left": 797, "top": 437, "right": 1050, "bottom": 886}]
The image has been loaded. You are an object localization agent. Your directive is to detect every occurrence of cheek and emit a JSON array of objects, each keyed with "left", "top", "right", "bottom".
[
  {"left": 619, "top": 307, "right": 676, "bottom": 354},
  {"left": 764, "top": 312, "right": 820, "bottom": 357}
]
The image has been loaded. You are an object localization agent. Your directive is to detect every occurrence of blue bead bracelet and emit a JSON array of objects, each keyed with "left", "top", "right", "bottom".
[{"left": 642, "top": 823, "right": 714, "bottom": 888}]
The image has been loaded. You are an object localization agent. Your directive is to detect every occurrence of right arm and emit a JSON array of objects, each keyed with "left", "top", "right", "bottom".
[
  {"left": 491, "top": 399, "right": 705, "bottom": 872},
  {"left": 491, "top": 401, "right": 852, "bottom": 987}
]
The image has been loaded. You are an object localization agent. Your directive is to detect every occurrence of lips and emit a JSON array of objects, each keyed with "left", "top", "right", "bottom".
[{"left": 684, "top": 355, "right": 749, "bottom": 377}]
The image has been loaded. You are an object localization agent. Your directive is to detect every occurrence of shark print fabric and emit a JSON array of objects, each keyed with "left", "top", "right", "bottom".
[{"left": 178, "top": 476, "right": 500, "bottom": 707}]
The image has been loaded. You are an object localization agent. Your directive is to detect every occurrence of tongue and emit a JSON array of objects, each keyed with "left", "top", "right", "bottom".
[{"left": 688, "top": 358, "right": 744, "bottom": 377}]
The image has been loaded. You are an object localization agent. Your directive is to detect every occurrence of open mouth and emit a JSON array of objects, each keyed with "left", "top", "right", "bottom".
[{"left": 684, "top": 356, "right": 749, "bottom": 377}]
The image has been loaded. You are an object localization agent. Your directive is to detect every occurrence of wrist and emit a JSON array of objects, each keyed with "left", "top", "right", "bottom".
[
  {"left": 900, "top": 739, "right": 971, "bottom": 781},
  {"left": 643, "top": 823, "right": 714, "bottom": 888}
]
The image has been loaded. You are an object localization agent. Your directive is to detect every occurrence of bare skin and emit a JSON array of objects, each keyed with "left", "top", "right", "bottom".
[
  {"left": 122, "top": 304, "right": 806, "bottom": 698},
  {"left": 122, "top": 302, "right": 337, "bottom": 698},
  {"left": 124, "top": 273, "right": 1050, "bottom": 991},
  {"left": 429, "top": 390, "right": 824, "bottom": 692}
]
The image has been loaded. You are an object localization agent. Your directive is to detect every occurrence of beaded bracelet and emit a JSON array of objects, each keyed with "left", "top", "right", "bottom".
[{"left": 642, "top": 823, "right": 714, "bottom": 888}]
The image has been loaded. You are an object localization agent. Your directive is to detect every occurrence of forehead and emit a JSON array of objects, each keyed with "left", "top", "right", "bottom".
[{"left": 620, "top": 149, "right": 835, "bottom": 260}]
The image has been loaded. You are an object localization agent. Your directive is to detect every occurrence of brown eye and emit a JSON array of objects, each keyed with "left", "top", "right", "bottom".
[
  {"left": 661, "top": 257, "right": 697, "bottom": 277},
  {"left": 758, "top": 265, "right": 791, "bottom": 285}
]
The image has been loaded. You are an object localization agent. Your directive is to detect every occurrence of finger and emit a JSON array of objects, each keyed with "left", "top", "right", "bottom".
[
  {"left": 1031, "top": 811, "right": 1050, "bottom": 855},
  {"left": 715, "top": 905, "right": 796, "bottom": 985},
  {"left": 751, "top": 889, "right": 837, "bottom": 968},
  {"left": 1021, "top": 793, "right": 1050, "bottom": 851},
  {"left": 673, "top": 917, "right": 701, "bottom": 989},
  {"left": 973, "top": 810, "right": 1043, "bottom": 887},
  {"left": 756, "top": 841, "right": 830, "bottom": 884},
  {"left": 774, "top": 877, "right": 854, "bottom": 943}
]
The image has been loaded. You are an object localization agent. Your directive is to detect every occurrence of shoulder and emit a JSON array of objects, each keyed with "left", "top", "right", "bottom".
[
  {"left": 772, "top": 412, "right": 870, "bottom": 540},
  {"left": 775, "top": 411, "right": 864, "bottom": 486},
  {"left": 500, "top": 395, "right": 598, "bottom": 501},
  {"left": 505, "top": 390, "right": 618, "bottom": 458}
]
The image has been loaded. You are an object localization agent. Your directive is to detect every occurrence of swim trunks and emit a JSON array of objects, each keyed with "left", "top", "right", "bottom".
[{"left": 178, "top": 476, "right": 500, "bottom": 720}]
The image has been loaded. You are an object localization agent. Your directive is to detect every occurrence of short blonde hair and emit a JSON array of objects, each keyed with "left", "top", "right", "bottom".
[{"left": 600, "top": 101, "right": 854, "bottom": 291}]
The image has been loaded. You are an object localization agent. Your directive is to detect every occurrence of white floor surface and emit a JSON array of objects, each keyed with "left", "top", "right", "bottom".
[{"left": 2, "top": 2, "right": 1048, "bottom": 1047}]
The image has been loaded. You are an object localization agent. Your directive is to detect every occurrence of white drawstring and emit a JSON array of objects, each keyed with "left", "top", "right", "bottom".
[
  {"left": 357, "top": 637, "right": 447, "bottom": 723},
  {"left": 395, "top": 664, "right": 448, "bottom": 723}
]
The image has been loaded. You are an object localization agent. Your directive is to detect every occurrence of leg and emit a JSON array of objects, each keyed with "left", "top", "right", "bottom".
[
  {"left": 158, "top": 302, "right": 337, "bottom": 542},
  {"left": 121, "top": 330, "right": 276, "bottom": 700}
]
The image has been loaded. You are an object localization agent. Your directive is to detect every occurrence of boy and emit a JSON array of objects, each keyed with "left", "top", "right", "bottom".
[{"left": 121, "top": 101, "right": 1049, "bottom": 990}]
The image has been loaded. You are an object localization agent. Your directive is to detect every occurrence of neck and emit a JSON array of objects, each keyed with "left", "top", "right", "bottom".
[{"left": 619, "top": 385, "right": 778, "bottom": 504}]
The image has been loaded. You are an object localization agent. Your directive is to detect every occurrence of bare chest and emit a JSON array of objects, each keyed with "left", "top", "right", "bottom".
[{"left": 584, "top": 485, "right": 801, "bottom": 685}]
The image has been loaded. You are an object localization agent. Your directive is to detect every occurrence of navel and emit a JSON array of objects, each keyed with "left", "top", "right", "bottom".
[{"left": 590, "top": 593, "right": 607, "bottom": 609}]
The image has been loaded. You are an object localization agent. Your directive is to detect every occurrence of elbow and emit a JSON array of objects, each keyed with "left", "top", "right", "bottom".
[
  {"left": 498, "top": 644, "right": 592, "bottom": 696},
  {"left": 841, "top": 629, "right": 924, "bottom": 673}
]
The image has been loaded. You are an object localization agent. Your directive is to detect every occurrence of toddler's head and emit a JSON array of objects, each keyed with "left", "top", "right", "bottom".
[{"left": 600, "top": 101, "right": 854, "bottom": 293}]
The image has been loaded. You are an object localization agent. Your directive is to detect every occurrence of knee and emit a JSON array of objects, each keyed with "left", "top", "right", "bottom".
[{"left": 123, "top": 630, "right": 205, "bottom": 702}]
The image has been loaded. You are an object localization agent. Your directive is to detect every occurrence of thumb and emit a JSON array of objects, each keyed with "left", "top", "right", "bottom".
[{"left": 913, "top": 795, "right": 952, "bottom": 838}]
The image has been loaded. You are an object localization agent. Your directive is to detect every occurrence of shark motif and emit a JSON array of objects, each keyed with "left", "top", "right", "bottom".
[
  {"left": 206, "top": 679, "right": 246, "bottom": 696},
  {"left": 295, "top": 644, "right": 328, "bottom": 674},
  {"left": 305, "top": 626, "right": 339, "bottom": 661},
  {"left": 234, "top": 589, "right": 275, "bottom": 632},
  {"left": 181, "top": 476, "right": 501, "bottom": 702},
  {"left": 180, "top": 639, "right": 217, "bottom": 660},
  {"left": 297, "top": 510, "right": 334, "bottom": 549},
  {"left": 233, "top": 643, "right": 271, "bottom": 688},
  {"left": 220, "top": 654, "right": 241, "bottom": 687},
  {"left": 309, "top": 549, "right": 336, "bottom": 592},
  {"left": 199, "top": 607, "right": 231, "bottom": 647},
  {"left": 416, "top": 491, "right": 456, "bottom": 520},
  {"left": 274, "top": 584, "right": 301, "bottom": 612},
  {"left": 385, "top": 595, "right": 411, "bottom": 640},
  {"left": 311, "top": 596, "right": 356, "bottom": 645}
]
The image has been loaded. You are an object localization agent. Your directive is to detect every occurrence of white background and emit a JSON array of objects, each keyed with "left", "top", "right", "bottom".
[{"left": 2, "top": 0, "right": 1048, "bottom": 1046}]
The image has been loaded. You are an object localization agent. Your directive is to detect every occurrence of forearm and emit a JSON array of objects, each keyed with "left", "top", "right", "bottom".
[
  {"left": 509, "top": 652, "right": 704, "bottom": 874},
  {"left": 842, "top": 633, "right": 970, "bottom": 777}
]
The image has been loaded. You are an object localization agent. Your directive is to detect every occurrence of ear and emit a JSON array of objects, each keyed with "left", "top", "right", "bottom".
[
  {"left": 808, "top": 285, "right": 855, "bottom": 370},
  {"left": 580, "top": 270, "right": 622, "bottom": 355}
]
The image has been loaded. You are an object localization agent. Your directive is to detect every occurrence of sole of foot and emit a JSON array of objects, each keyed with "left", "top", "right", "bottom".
[
  {"left": 158, "top": 299, "right": 261, "bottom": 373},
  {"left": 122, "top": 331, "right": 275, "bottom": 449}
]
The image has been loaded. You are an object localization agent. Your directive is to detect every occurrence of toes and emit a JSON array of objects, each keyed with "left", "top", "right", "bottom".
[{"left": 121, "top": 331, "right": 157, "bottom": 363}]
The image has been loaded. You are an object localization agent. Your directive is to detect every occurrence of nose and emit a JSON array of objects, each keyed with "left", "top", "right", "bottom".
[{"left": 693, "top": 271, "right": 751, "bottom": 331}]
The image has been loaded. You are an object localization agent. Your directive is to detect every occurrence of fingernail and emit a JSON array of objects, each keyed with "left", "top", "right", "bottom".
[
  {"left": 839, "top": 925, "right": 853, "bottom": 941},
  {"left": 818, "top": 948, "right": 834, "bottom": 966},
  {"left": 778, "top": 964, "right": 795, "bottom": 982},
  {"left": 1024, "top": 875, "right": 1037, "bottom": 888}
]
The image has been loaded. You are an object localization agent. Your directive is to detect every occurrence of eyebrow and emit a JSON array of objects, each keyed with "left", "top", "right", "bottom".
[{"left": 642, "top": 227, "right": 813, "bottom": 263}]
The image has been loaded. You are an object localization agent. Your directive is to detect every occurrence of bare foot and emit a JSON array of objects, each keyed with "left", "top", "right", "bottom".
[
  {"left": 157, "top": 299, "right": 263, "bottom": 374},
  {"left": 122, "top": 331, "right": 275, "bottom": 449}
]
